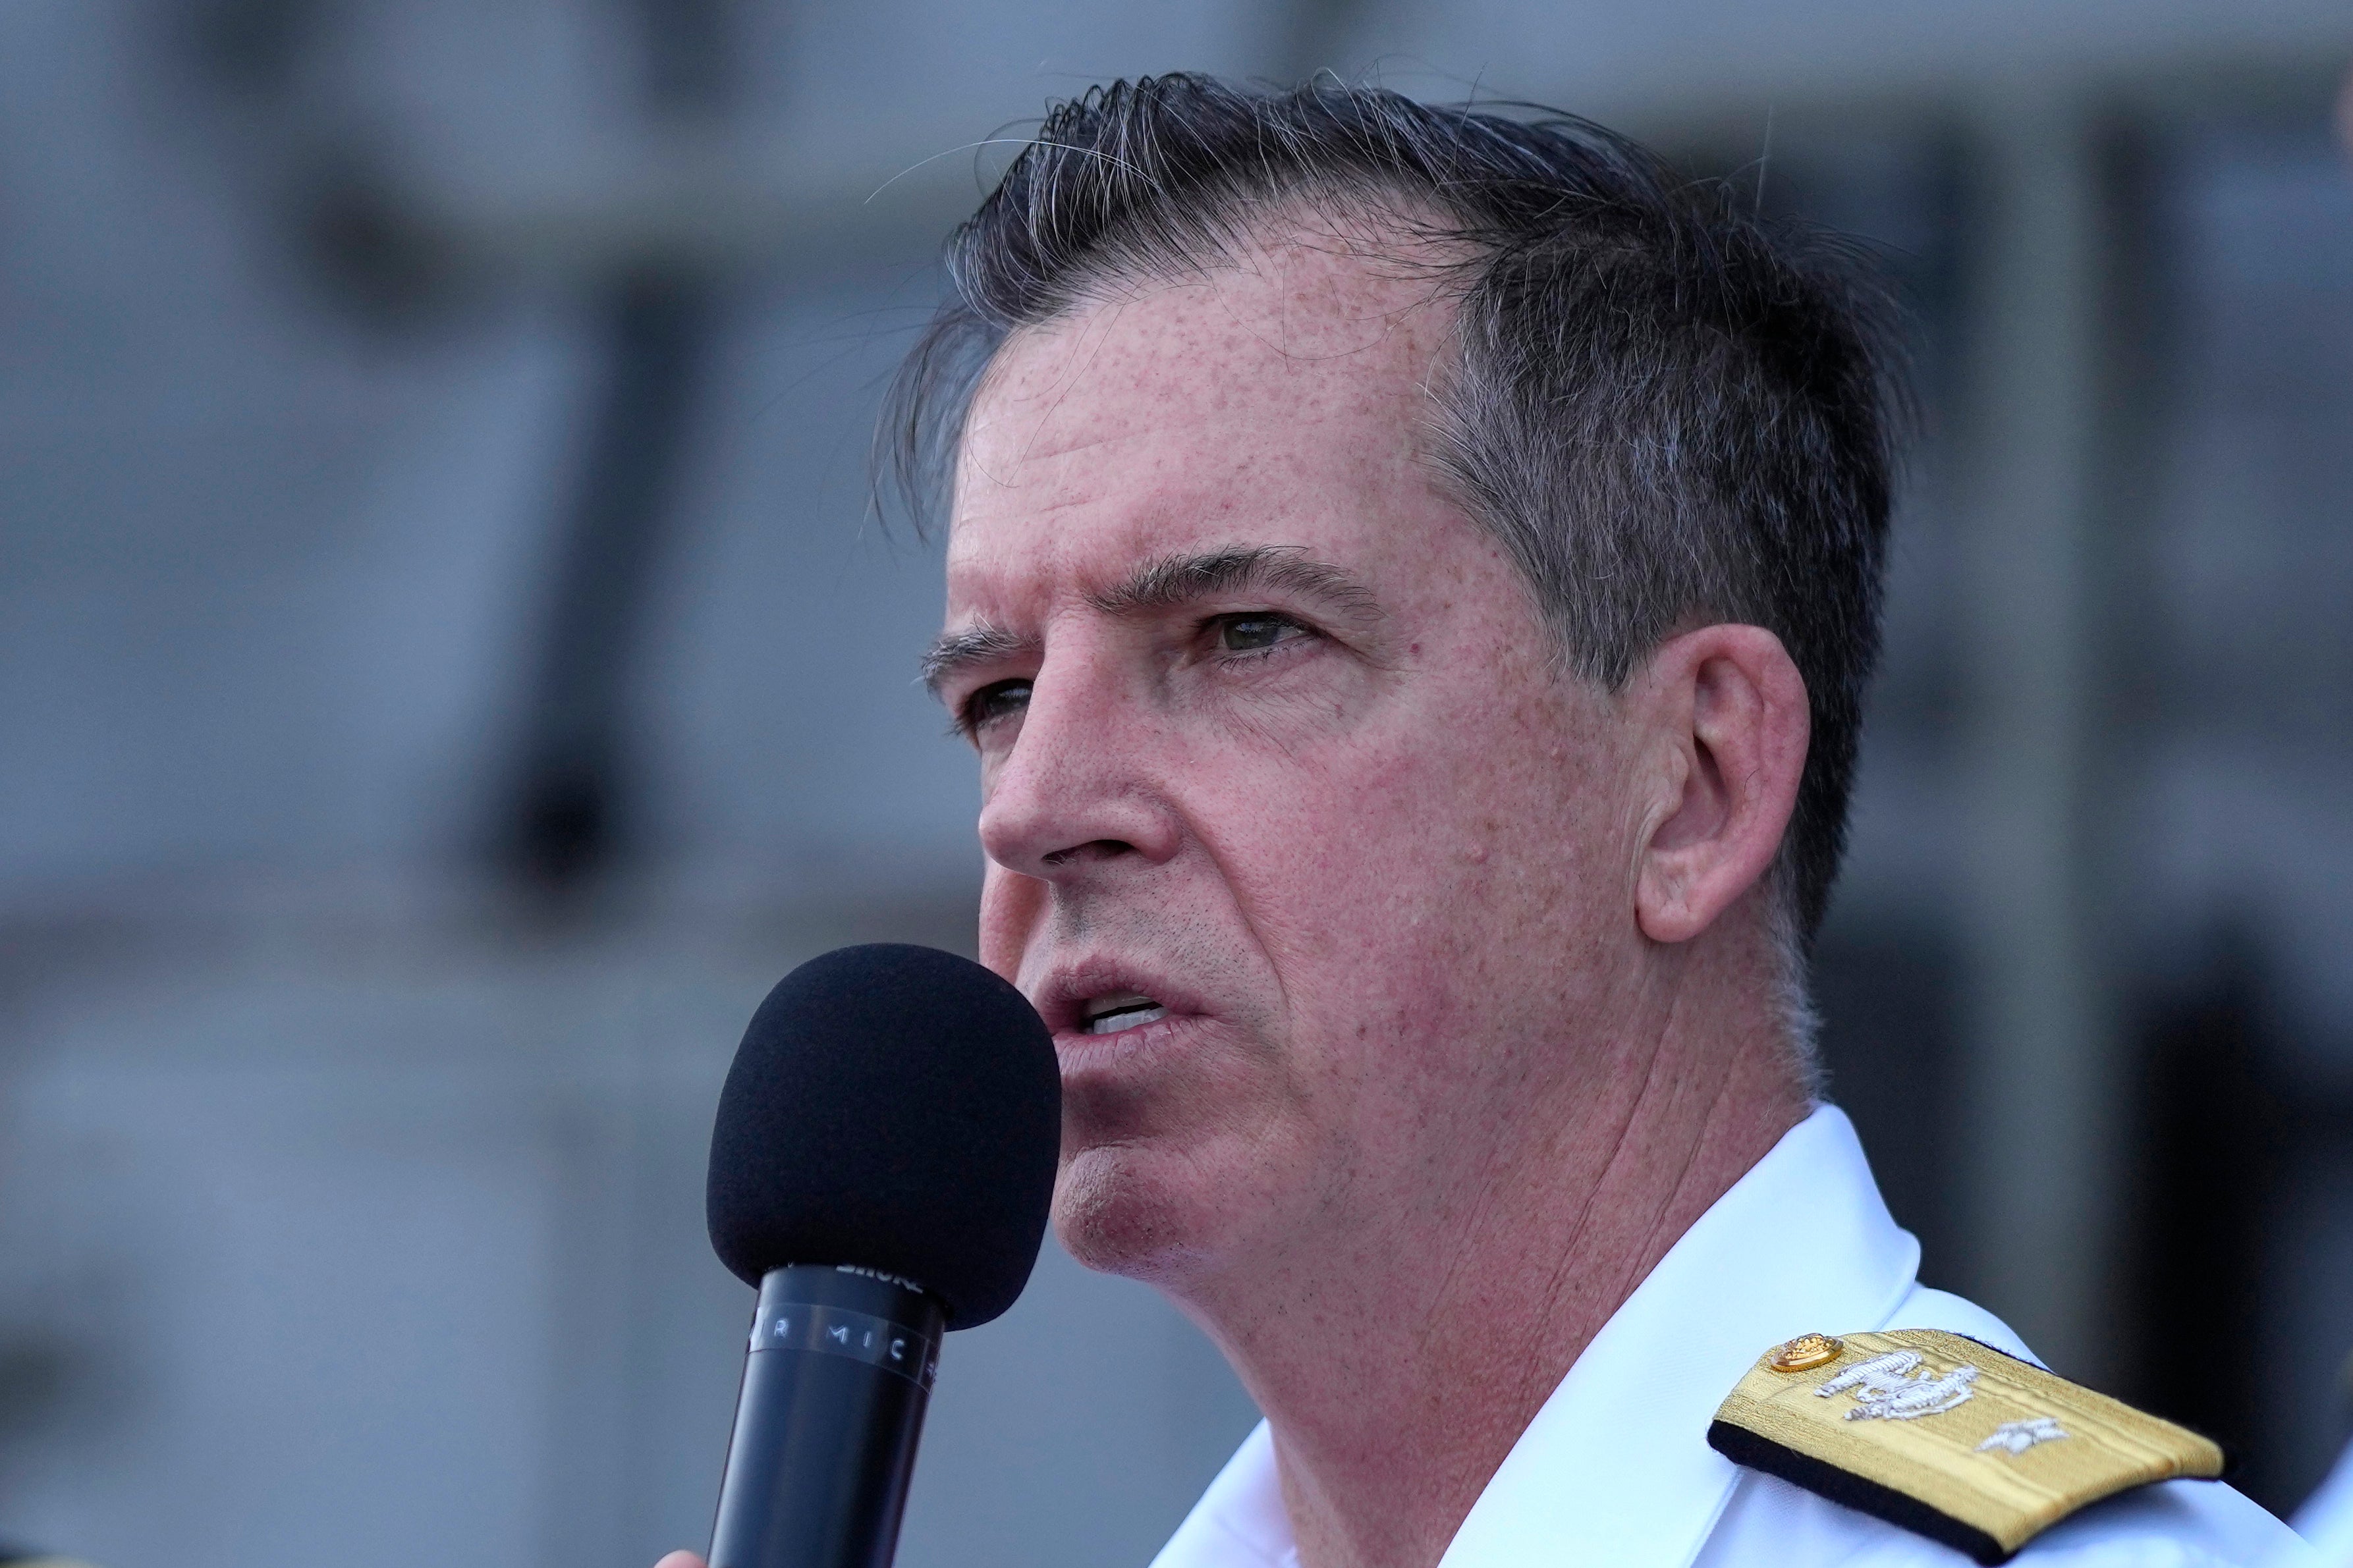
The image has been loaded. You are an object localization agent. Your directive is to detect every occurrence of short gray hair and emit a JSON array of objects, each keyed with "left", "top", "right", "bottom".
[{"left": 881, "top": 74, "right": 1908, "bottom": 951}]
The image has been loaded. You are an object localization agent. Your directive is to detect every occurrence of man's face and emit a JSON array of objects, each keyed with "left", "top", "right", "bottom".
[{"left": 932, "top": 234, "right": 1649, "bottom": 1290}]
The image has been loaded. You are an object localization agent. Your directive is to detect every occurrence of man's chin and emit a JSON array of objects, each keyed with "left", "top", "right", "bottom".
[{"left": 1051, "top": 1142, "right": 1246, "bottom": 1286}]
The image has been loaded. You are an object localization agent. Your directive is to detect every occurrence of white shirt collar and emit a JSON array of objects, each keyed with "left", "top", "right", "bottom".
[{"left": 1149, "top": 1106, "right": 1920, "bottom": 1568}]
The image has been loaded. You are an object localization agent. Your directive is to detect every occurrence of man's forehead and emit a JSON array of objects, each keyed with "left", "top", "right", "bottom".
[
  {"left": 945, "top": 234, "right": 1459, "bottom": 612},
  {"left": 969, "top": 238, "right": 1455, "bottom": 445}
]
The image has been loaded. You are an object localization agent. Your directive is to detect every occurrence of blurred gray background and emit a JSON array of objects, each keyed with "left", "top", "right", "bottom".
[{"left": 2, "top": 2, "right": 2350, "bottom": 1565}]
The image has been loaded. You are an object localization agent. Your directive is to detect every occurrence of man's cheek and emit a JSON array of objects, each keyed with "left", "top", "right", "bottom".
[{"left": 977, "top": 869, "right": 1045, "bottom": 983}]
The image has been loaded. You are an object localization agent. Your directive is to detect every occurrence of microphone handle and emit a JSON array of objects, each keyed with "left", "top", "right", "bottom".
[{"left": 707, "top": 1265, "right": 947, "bottom": 1568}]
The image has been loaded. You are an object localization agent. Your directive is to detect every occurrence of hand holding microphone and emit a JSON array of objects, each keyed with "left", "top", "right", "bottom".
[{"left": 678, "top": 944, "right": 1061, "bottom": 1568}]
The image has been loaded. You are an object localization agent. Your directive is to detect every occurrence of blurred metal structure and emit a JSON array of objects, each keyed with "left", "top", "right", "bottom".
[
  {"left": 497, "top": 0, "right": 740, "bottom": 898},
  {"left": 503, "top": 269, "right": 711, "bottom": 894},
  {"left": 1952, "top": 84, "right": 2122, "bottom": 1386}
]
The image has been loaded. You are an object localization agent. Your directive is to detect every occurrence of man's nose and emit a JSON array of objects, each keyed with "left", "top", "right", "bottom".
[{"left": 976, "top": 655, "right": 1179, "bottom": 881}]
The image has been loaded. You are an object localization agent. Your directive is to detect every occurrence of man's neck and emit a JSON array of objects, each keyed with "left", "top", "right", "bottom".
[{"left": 1172, "top": 1015, "right": 1810, "bottom": 1568}]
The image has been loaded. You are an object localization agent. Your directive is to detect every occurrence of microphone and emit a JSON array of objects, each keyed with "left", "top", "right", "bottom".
[{"left": 702, "top": 944, "right": 1061, "bottom": 1568}]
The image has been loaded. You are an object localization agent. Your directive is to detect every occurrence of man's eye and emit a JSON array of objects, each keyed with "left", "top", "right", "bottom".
[
  {"left": 960, "top": 679, "right": 1032, "bottom": 736},
  {"left": 1215, "top": 614, "right": 1308, "bottom": 655}
]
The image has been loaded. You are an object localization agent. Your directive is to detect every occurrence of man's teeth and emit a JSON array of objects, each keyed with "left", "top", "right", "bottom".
[{"left": 1082, "top": 993, "right": 1167, "bottom": 1035}]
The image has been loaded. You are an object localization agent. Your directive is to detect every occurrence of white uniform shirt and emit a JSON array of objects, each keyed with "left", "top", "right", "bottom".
[
  {"left": 2291, "top": 1439, "right": 2353, "bottom": 1564},
  {"left": 1149, "top": 1107, "right": 2313, "bottom": 1568}
]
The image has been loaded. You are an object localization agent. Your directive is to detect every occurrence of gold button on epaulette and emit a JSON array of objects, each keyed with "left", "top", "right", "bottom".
[
  {"left": 1767, "top": 1332, "right": 1844, "bottom": 1372},
  {"left": 1707, "top": 1328, "right": 2225, "bottom": 1565}
]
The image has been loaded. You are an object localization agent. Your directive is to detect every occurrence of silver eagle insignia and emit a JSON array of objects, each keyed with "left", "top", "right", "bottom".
[{"left": 1814, "top": 1349, "right": 1979, "bottom": 1421}]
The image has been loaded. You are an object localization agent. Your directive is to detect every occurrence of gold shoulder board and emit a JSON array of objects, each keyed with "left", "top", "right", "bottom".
[{"left": 1708, "top": 1329, "right": 2225, "bottom": 1565}]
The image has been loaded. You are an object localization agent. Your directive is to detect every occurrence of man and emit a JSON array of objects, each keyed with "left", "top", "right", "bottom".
[{"left": 663, "top": 76, "right": 2308, "bottom": 1567}]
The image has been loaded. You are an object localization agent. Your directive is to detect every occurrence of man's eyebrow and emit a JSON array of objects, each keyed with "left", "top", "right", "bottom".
[
  {"left": 920, "top": 547, "right": 1383, "bottom": 700},
  {"left": 1086, "top": 545, "right": 1383, "bottom": 626},
  {"left": 920, "top": 620, "right": 1037, "bottom": 699}
]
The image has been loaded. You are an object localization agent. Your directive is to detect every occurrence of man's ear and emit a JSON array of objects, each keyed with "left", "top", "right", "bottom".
[{"left": 1630, "top": 624, "right": 1810, "bottom": 945}]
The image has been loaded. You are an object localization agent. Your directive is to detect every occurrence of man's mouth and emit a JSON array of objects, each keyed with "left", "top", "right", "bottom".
[{"left": 1079, "top": 992, "right": 1169, "bottom": 1035}]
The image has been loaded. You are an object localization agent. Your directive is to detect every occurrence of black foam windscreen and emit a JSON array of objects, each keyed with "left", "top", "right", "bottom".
[{"left": 706, "top": 944, "right": 1061, "bottom": 1329}]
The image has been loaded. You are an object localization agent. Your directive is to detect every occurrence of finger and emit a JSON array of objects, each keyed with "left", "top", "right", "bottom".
[{"left": 653, "top": 1553, "right": 706, "bottom": 1568}]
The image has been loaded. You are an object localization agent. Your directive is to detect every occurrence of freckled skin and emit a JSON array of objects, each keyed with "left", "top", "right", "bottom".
[
  {"left": 934, "top": 227, "right": 1815, "bottom": 1568},
  {"left": 955, "top": 261, "right": 1619, "bottom": 1283}
]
